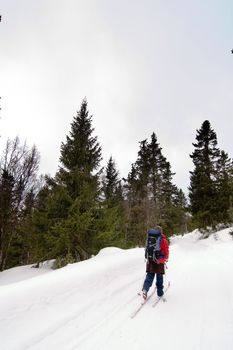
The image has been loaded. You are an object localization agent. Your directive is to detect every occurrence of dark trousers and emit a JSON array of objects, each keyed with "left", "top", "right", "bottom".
[{"left": 143, "top": 272, "right": 164, "bottom": 297}]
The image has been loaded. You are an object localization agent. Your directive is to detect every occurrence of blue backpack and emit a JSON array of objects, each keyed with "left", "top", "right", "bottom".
[{"left": 145, "top": 228, "right": 163, "bottom": 261}]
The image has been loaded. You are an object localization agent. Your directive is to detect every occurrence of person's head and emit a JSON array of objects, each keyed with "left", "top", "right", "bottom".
[{"left": 154, "top": 225, "right": 163, "bottom": 234}]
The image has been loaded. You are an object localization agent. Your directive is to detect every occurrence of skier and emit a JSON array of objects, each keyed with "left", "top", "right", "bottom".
[{"left": 142, "top": 226, "right": 169, "bottom": 300}]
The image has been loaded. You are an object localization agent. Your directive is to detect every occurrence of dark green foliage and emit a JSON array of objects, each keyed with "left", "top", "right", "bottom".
[
  {"left": 189, "top": 120, "right": 219, "bottom": 226},
  {"left": 228, "top": 177, "right": 233, "bottom": 222},
  {"left": 103, "top": 156, "right": 120, "bottom": 204},
  {"left": 98, "top": 157, "right": 126, "bottom": 250},
  {"left": 6, "top": 190, "right": 36, "bottom": 268},
  {"left": 124, "top": 133, "right": 187, "bottom": 245},
  {"left": 59, "top": 98, "right": 102, "bottom": 174},
  {"left": 189, "top": 120, "right": 233, "bottom": 228},
  {"left": 33, "top": 99, "right": 103, "bottom": 265},
  {"left": 215, "top": 151, "right": 233, "bottom": 223}
]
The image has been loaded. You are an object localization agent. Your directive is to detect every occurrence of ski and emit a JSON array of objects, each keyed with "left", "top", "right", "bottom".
[
  {"left": 130, "top": 287, "right": 156, "bottom": 319},
  {"left": 152, "top": 281, "right": 170, "bottom": 307}
]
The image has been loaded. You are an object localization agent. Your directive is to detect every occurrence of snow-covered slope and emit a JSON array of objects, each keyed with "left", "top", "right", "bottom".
[{"left": 0, "top": 228, "right": 233, "bottom": 350}]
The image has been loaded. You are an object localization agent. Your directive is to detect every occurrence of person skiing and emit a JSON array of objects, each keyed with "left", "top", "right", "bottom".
[{"left": 142, "top": 226, "right": 169, "bottom": 300}]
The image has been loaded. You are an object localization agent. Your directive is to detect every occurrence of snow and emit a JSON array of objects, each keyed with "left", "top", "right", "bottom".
[
  {"left": 0, "top": 260, "right": 54, "bottom": 286},
  {"left": 0, "top": 228, "right": 233, "bottom": 350}
]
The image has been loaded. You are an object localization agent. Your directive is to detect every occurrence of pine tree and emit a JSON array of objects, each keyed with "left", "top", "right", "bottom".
[
  {"left": 228, "top": 174, "right": 233, "bottom": 222},
  {"left": 189, "top": 120, "right": 224, "bottom": 227},
  {"left": 60, "top": 98, "right": 102, "bottom": 173},
  {"left": 147, "top": 134, "right": 186, "bottom": 234},
  {"left": 215, "top": 151, "right": 233, "bottom": 223},
  {"left": 126, "top": 139, "right": 152, "bottom": 244},
  {"left": 147, "top": 132, "right": 163, "bottom": 202},
  {"left": 95, "top": 157, "right": 126, "bottom": 250},
  {"left": 123, "top": 164, "right": 144, "bottom": 244},
  {"left": 31, "top": 181, "right": 53, "bottom": 264},
  {"left": 36, "top": 99, "right": 103, "bottom": 265},
  {"left": 103, "top": 156, "right": 120, "bottom": 204},
  {"left": 124, "top": 132, "right": 186, "bottom": 244}
]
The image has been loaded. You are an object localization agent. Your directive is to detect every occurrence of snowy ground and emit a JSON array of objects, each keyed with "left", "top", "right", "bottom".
[{"left": 0, "top": 228, "right": 233, "bottom": 350}]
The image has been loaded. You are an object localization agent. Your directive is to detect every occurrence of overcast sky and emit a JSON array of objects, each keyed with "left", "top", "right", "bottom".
[{"left": 0, "top": 0, "right": 232, "bottom": 193}]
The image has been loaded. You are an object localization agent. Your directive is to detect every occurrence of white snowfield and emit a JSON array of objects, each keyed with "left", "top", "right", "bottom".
[{"left": 0, "top": 228, "right": 233, "bottom": 350}]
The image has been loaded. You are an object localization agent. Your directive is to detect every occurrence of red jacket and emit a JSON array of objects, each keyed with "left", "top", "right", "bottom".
[{"left": 158, "top": 233, "right": 169, "bottom": 264}]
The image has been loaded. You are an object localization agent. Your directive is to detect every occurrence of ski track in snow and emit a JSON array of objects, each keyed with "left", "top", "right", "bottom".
[{"left": 0, "top": 229, "right": 233, "bottom": 350}]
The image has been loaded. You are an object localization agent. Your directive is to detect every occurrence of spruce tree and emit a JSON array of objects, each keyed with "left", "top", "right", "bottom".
[
  {"left": 189, "top": 120, "right": 222, "bottom": 227},
  {"left": 34, "top": 99, "right": 103, "bottom": 265},
  {"left": 147, "top": 134, "right": 185, "bottom": 233},
  {"left": 60, "top": 99, "right": 101, "bottom": 172},
  {"left": 31, "top": 182, "right": 53, "bottom": 264},
  {"left": 147, "top": 132, "right": 163, "bottom": 202},
  {"left": 127, "top": 139, "right": 152, "bottom": 244},
  {"left": 93, "top": 157, "right": 125, "bottom": 250},
  {"left": 58, "top": 98, "right": 102, "bottom": 197},
  {"left": 124, "top": 132, "right": 186, "bottom": 244},
  {"left": 103, "top": 156, "right": 120, "bottom": 204},
  {"left": 123, "top": 164, "right": 143, "bottom": 244},
  {"left": 215, "top": 151, "right": 233, "bottom": 223}
]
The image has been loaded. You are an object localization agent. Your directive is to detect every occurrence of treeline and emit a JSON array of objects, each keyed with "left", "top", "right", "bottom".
[{"left": 0, "top": 100, "right": 232, "bottom": 270}]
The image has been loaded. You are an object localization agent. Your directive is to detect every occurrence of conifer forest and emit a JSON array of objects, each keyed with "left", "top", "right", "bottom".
[{"left": 0, "top": 99, "right": 233, "bottom": 271}]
